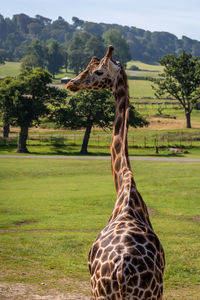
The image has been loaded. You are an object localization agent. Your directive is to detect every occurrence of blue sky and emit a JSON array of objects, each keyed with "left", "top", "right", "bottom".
[{"left": 1, "top": 0, "right": 200, "bottom": 40}]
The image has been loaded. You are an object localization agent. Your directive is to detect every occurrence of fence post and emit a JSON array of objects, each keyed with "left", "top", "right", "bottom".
[
  {"left": 144, "top": 136, "right": 146, "bottom": 148},
  {"left": 167, "top": 132, "right": 170, "bottom": 147},
  {"left": 155, "top": 138, "right": 159, "bottom": 154},
  {"left": 180, "top": 132, "right": 182, "bottom": 147}
]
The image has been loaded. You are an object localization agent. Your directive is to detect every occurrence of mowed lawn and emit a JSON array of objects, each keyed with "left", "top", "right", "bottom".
[{"left": 0, "top": 158, "right": 200, "bottom": 299}]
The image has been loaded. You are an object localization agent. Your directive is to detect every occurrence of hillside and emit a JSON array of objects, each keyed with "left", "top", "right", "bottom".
[{"left": 1, "top": 14, "right": 200, "bottom": 63}]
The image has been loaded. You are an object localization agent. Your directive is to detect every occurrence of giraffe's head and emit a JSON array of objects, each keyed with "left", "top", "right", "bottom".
[{"left": 66, "top": 46, "right": 121, "bottom": 92}]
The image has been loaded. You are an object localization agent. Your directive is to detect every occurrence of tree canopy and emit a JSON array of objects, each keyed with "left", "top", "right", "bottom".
[
  {"left": 1, "top": 13, "right": 200, "bottom": 63},
  {"left": 103, "top": 29, "right": 131, "bottom": 66},
  {"left": 152, "top": 51, "right": 200, "bottom": 128},
  {"left": 0, "top": 68, "right": 67, "bottom": 152},
  {"left": 51, "top": 90, "right": 148, "bottom": 154},
  {"left": 67, "top": 32, "right": 105, "bottom": 75}
]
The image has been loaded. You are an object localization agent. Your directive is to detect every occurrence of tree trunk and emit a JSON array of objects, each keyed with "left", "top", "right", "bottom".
[
  {"left": 3, "top": 124, "right": 10, "bottom": 138},
  {"left": 80, "top": 124, "right": 92, "bottom": 154},
  {"left": 185, "top": 111, "right": 192, "bottom": 128},
  {"left": 17, "top": 126, "right": 29, "bottom": 153}
]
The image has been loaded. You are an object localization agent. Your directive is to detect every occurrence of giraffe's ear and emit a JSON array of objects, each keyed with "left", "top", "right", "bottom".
[{"left": 105, "top": 46, "right": 114, "bottom": 59}]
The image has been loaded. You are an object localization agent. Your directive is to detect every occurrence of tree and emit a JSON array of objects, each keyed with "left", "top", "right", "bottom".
[
  {"left": 84, "top": 34, "right": 105, "bottom": 59},
  {"left": 46, "top": 39, "right": 64, "bottom": 77},
  {"left": 62, "top": 44, "right": 68, "bottom": 72},
  {"left": 0, "top": 77, "right": 13, "bottom": 138},
  {"left": 0, "top": 68, "right": 67, "bottom": 152},
  {"left": 51, "top": 90, "right": 148, "bottom": 154},
  {"left": 67, "top": 32, "right": 91, "bottom": 75},
  {"left": 20, "top": 54, "right": 38, "bottom": 70},
  {"left": 103, "top": 29, "right": 131, "bottom": 66},
  {"left": 25, "top": 39, "right": 47, "bottom": 68},
  {"left": 72, "top": 17, "right": 84, "bottom": 29},
  {"left": 67, "top": 32, "right": 105, "bottom": 75},
  {"left": 152, "top": 51, "right": 200, "bottom": 128}
]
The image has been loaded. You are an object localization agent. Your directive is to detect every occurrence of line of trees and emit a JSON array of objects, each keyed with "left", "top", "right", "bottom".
[
  {"left": 20, "top": 29, "right": 131, "bottom": 76},
  {"left": 1, "top": 13, "right": 200, "bottom": 64}
]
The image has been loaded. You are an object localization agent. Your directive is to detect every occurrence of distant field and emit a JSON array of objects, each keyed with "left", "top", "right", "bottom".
[
  {"left": 0, "top": 61, "right": 158, "bottom": 99},
  {"left": 0, "top": 158, "right": 199, "bottom": 299},
  {"left": 129, "top": 79, "right": 155, "bottom": 98},
  {"left": 127, "top": 60, "right": 163, "bottom": 72},
  {"left": 0, "top": 61, "right": 21, "bottom": 77}
]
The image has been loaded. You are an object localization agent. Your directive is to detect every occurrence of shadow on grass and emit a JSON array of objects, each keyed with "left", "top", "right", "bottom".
[
  {"left": 0, "top": 143, "right": 195, "bottom": 158},
  {"left": 0, "top": 145, "right": 18, "bottom": 153}
]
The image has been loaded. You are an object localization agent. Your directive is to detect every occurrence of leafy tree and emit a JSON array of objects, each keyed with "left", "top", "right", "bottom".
[
  {"left": 62, "top": 44, "right": 68, "bottom": 72},
  {"left": 25, "top": 39, "right": 47, "bottom": 68},
  {"left": 84, "top": 34, "right": 105, "bottom": 58},
  {"left": 83, "top": 21, "right": 103, "bottom": 36},
  {"left": 0, "top": 68, "right": 67, "bottom": 152},
  {"left": 28, "top": 22, "right": 43, "bottom": 36},
  {"left": 0, "top": 77, "right": 13, "bottom": 138},
  {"left": 68, "top": 32, "right": 105, "bottom": 75},
  {"left": 103, "top": 29, "right": 131, "bottom": 66},
  {"left": 35, "top": 15, "right": 52, "bottom": 26},
  {"left": 20, "top": 54, "right": 38, "bottom": 70},
  {"left": 67, "top": 32, "right": 91, "bottom": 75},
  {"left": 51, "top": 90, "right": 148, "bottom": 154},
  {"left": 72, "top": 17, "right": 84, "bottom": 29},
  {"left": 152, "top": 51, "right": 200, "bottom": 128},
  {"left": 46, "top": 39, "right": 64, "bottom": 77}
]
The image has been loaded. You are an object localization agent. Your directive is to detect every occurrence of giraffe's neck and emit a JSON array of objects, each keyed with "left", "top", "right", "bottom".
[
  {"left": 110, "top": 69, "right": 152, "bottom": 227},
  {"left": 111, "top": 69, "right": 133, "bottom": 194}
]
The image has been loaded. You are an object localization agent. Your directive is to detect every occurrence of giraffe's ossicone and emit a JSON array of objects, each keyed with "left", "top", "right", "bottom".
[{"left": 67, "top": 46, "right": 165, "bottom": 300}]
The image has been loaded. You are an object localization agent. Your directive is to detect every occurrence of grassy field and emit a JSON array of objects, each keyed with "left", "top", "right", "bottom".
[
  {"left": 0, "top": 62, "right": 21, "bottom": 77},
  {"left": 0, "top": 157, "right": 200, "bottom": 299},
  {"left": 127, "top": 61, "right": 163, "bottom": 72},
  {"left": 1, "top": 125, "right": 200, "bottom": 158},
  {"left": 1, "top": 60, "right": 200, "bottom": 299},
  {"left": 0, "top": 61, "right": 159, "bottom": 98}
]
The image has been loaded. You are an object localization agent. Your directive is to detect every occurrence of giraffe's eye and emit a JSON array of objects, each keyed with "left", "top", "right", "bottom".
[{"left": 94, "top": 70, "right": 103, "bottom": 76}]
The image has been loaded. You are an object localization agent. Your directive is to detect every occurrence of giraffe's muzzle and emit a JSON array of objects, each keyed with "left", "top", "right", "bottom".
[{"left": 66, "top": 80, "right": 79, "bottom": 92}]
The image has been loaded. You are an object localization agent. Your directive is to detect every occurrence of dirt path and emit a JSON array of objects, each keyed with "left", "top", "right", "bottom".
[
  {"left": 0, "top": 155, "right": 200, "bottom": 162},
  {"left": 0, "top": 282, "right": 91, "bottom": 300},
  {"left": 1, "top": 281, "right": 200, "bottom": 300}
]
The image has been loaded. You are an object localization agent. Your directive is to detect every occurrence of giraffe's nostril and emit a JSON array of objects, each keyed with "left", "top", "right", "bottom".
[{"left": 94, "top": 70, "right": 103, "bottom": 76}]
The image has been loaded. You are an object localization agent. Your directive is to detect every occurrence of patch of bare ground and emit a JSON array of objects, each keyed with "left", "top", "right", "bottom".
[
  {"left": 1, "top": 282, "right": 200, "bottom": 300},
  {"left": 147, "top": 117, "right": 200, "bottom": 130},
  {"left": 163, "top": 285, "right": 200, "bottom": 300},
  {"left": 0, "top": 280, "right": 91, "bottom": 300}
]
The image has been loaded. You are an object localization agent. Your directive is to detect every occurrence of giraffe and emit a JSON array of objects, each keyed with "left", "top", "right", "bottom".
[{"left": 66, "top": 46, "right": 165, "bottom": 300}]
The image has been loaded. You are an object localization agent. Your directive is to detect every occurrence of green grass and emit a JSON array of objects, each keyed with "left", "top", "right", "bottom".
[
  {"left": 0, "top": 61, "right": 157, "bottom": 99},
  {"left": 127, "top": 60, "right": 163, "bottom": 72},
  {"left": 53, "top": 68, "right": 76, "bottom": 83},
  {"left": 129, "top": 79, "right": 156, "bottom": 98},
  {"left": 0, "top": 158, "right": 200, "bottom": 298},
  {"left": 0, "top": 61, "right": 21, "bottom": 77},
  {"left": 1, "top": 126, "right": 200, "bottom": 158}
]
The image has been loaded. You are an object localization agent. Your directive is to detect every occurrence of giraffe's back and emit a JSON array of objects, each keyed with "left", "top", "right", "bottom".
[{"left": 88, "top": 217, "right": 165, "bottom": 299}]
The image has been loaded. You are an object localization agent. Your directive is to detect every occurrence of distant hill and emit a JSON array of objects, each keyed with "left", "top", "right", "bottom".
[{"left": 0, "top": 13, "right": 200, "bottom": 63}]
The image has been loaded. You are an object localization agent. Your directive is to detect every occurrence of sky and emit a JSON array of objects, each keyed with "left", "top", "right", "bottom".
[{"left": 1, "top": 0, "right": 200, "bottom": 40}]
